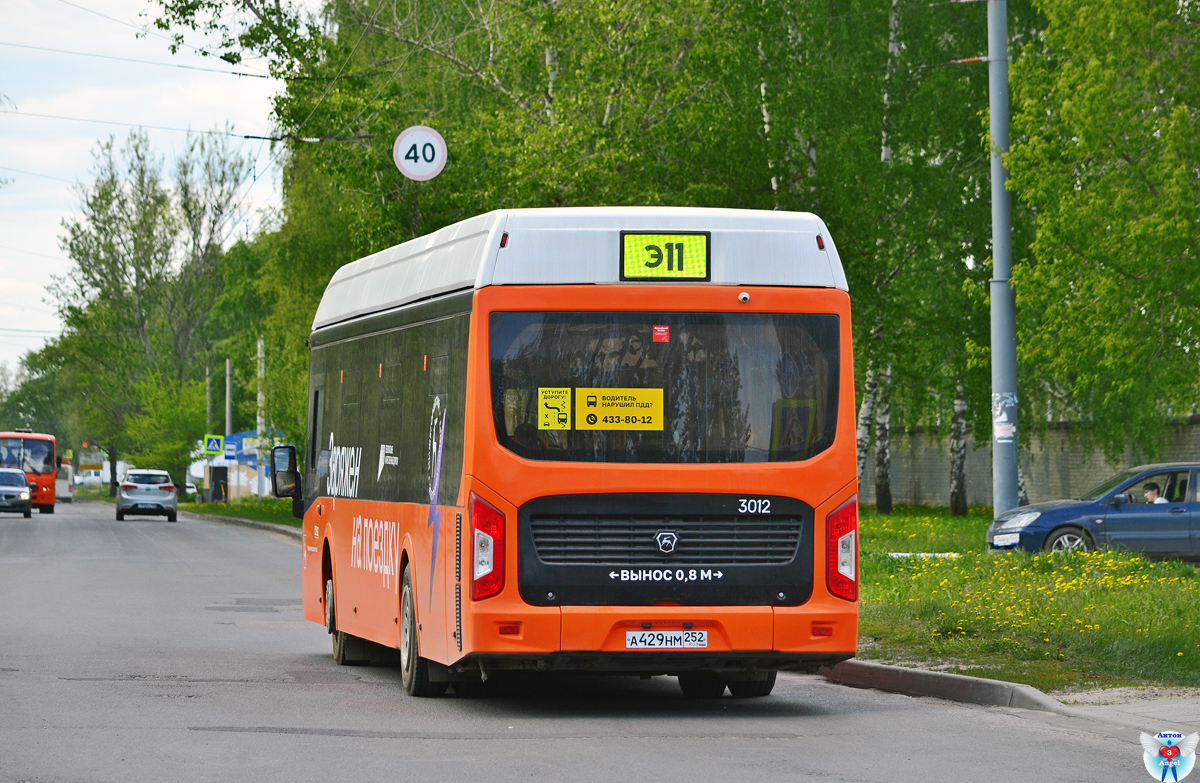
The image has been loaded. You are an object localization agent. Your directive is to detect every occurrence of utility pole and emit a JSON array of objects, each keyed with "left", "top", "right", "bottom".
[
  {"left": 988, "top": 0, "right": 1019, "bottom": 517},
  {"left": 256, "top": 337, "right": 265, "bottom": 498},
  {"left": 225, "top": 358, "right": 233, "bottom": 437},
  {"left": 205, "top": 365, "right": 212, "bottom": 432},
  {"left": 225, "top": 358, "right": 234, "bottom": 501}
]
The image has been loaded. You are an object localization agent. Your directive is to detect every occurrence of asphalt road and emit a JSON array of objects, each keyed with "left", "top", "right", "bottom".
[{"left": 0, "top": 502, "right": 1147, "bottom": 782}]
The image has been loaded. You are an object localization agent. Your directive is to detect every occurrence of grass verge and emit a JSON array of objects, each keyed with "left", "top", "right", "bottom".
[
  {"left": 860, "top": 504, "right": 992, "bottom": 554},
  {"left": 71, "top": 485, "right": 114, "bottom": 503},
  {"left": 179, "top": 497, "right": 300, "bottom": 528},
  {"left": 860, "top": 506, "right": 1200, "bottom": 692}
]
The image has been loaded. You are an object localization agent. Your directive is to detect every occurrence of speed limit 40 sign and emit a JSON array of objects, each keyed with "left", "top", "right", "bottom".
[{"left": 393, "top": 125, "right": 447, "bottom": 181}]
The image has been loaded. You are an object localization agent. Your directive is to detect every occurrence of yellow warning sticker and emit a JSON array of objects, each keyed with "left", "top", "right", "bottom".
[
  {"left": 538, "top": 388, "right": 572, "bottom": 430},
  {"left": 575, "top": 388, "right": 664, "bottom": 431}
]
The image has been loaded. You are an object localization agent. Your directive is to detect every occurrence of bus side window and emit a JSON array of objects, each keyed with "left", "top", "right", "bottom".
[
  {"left": 309, "top": 385, "right": 327, "bottom": 483},
  {"left": 309, "top": 389, "right": 321, "bottom": 466}
]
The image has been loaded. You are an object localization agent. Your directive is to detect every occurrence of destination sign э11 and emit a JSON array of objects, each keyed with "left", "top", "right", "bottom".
[{"left": 620, "top": 232, "right": 710, "bottom": 281}]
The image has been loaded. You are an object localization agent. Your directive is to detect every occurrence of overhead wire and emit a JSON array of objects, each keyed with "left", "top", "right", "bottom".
[
  {"left": 0, "top": 109, "right": 371, "bottom": 143},
  {"left": 0, "top": 165, "right": 75, "bottom": 184},
  {"left": 211, "top": 4, "right": 391, "bottom": 239},
  {"left": 0, "top": 41, "right": 388, "bottom": 82},
  {"left": 0, "top": 41, "right": 268, "bottom": 78},
  {"left": 53, "top": 0, "right": 269, "bottom": 75},
  {"left": 0, "top": 243, "right": 73, "bottom": 263}
]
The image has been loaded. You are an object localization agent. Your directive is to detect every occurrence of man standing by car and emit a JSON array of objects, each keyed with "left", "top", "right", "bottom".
[{"left": 1143, "top": 482, "right": 1169, "bottom": 504}]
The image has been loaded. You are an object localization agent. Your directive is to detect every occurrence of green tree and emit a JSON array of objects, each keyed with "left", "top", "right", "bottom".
[
  {"left": 48, "top": 130, "right": 249, "bottom": 489},
  {"left": 1007, "top": 0, "right": 1200, "bottom": 460},
  {"left": 124, "top": 373, "right": 207, "bottom": 485},
  {"left": 257, "top": 158, "right": 356, "bottom": 459}
]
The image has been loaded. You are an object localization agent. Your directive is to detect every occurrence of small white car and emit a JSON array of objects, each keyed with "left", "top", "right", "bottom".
[
  {"left": 116, "top": 470, "right": 178, "bottom": 522},
  {"left": 0, "top": 467, "right": 32, "bottom": 518}
]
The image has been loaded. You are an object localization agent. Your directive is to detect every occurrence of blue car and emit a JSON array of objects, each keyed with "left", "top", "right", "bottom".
[{"left": 986, "top": 463, "right": 1200, "bottom": 557}]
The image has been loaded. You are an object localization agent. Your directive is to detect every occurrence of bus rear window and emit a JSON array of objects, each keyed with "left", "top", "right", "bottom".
[{"left": 489, "top": 312, "right": 839, "bottom": 463}]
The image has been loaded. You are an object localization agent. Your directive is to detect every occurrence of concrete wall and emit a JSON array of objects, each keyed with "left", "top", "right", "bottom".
[{"left": 859, "top": 420, "right": 1200, "bottom": 508}]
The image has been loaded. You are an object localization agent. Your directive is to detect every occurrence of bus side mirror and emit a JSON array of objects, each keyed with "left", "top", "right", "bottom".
[
  {"left": 271, "top": 446, "right": 302, "bottom": 500},
  {"left": 56, "top": 456, "right": 62, "bottom": 468},
  {"left": 1111, "top": 492, "right": 1130, "bottom": 506}
]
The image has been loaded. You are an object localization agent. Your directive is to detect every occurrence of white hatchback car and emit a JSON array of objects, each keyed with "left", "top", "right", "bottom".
[
  {"left": 116, "top": 470, "right": 178, "bottom": 522},
  {"left": 0, "top": 467, "right": 32, "bottom": 518}
]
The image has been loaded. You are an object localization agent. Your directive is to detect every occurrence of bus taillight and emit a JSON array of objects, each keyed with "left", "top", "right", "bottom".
[
  {"left": 826, "top": 496, "right": 858, "bottom": 602},
  {"left": 469, "top": 493, "right": 506, "bottom": 600}
]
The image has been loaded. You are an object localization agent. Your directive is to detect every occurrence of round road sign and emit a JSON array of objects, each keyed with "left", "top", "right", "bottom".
[{"left": 393, "top": 126, "right": 447, "bottom": 181}]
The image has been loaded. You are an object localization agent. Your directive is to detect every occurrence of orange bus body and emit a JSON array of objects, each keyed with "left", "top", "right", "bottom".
[
  {"left": 298, "top": 283, "right": 857, "bottom": 676},
  {"left": 0, "top": 431, "right": 57, "bottom": 512}
]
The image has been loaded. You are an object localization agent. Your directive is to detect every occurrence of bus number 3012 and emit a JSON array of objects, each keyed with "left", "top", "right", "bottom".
[{"left": 738, "top": 498, "right": 771, "bottom": 514}]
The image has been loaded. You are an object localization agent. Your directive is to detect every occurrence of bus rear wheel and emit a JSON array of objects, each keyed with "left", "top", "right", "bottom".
[
  {"left": 727, "top": 672, "right": 777, "bottom": 698},
  {"left": 678, "top": 672, "right": 727, "bottom": 698},
  {"left": 38, "top": 504, "right": 53, "bottom": 514},
  {"left": 400, "top": 568, "right": 447, "bottom": 697}
]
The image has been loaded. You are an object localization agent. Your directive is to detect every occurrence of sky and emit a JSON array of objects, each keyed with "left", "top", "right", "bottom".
[{"left": 0, "top": 0, "right": 291, "bottom": 371}]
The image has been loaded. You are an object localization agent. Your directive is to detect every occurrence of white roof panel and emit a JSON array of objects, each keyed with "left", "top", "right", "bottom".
[{"left": 312, "top": 207, "right": 846, "bottom": 331}]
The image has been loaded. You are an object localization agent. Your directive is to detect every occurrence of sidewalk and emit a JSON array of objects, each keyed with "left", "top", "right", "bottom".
[
  {"left": 1054, "top": 687, "right": 1200, "bottom": 733},
  {"left": 822, "top": 660, "right": 1200, "bottom": 735}
]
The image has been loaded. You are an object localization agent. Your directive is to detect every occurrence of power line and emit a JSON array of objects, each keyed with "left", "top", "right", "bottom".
[
  {"left": 1, "top": 110, "right": 373, "bottom": 143},
  {"left": 209, "top": 7, "right": 390, "bottom": 242},
  {"left": 293, "top": 4, "right": 387, "bottom": 137},
  {"left": 0, "top": 243, "right": 72, "bottom": 263},
  {"left": 0, "top": 41, "right": 269, "bottom": 79},
  {"left": 0, "top": 165, "right": 75, "bottom": 184},
  {"left": 0, "top": 327, "right": 60, "bottom": 335},
  {"left": 53, "top": 0, "right": 268, "bottom": 75},
  {"left": 3, "top": 109, "right": 244, "bottom": 136}
]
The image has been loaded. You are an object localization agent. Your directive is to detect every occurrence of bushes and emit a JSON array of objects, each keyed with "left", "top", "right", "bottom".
[{"left": 179, "top": 497, "right": 299, "bottom": 527}]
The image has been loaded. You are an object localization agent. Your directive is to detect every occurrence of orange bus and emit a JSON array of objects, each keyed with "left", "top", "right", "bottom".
[
  {"left": 272, "top": 207, "right": 858, "bottom": 698},
  {"left": 0, "top": 429, "right": 58, "bottom": 513}
]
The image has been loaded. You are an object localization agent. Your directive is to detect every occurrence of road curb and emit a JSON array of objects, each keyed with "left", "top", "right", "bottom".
[
  {"left": 818, "top": 659, "right": 1069, "bottom": 714},
  {"left": 178, "top": 511, "right": 302, "bottom": 542}
]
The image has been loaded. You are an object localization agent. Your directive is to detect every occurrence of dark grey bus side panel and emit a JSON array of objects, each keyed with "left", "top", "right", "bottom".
[{"left": 304, "top": 292, "right": 473, "bottom": 509}]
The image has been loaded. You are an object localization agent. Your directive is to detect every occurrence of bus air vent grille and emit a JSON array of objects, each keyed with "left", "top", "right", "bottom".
[{"left": 529, "top": 515, "right": 803, "bottom": 566}]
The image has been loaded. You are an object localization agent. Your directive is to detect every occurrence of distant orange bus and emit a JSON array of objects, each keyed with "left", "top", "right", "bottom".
[
  {"left": 0, "top": 430, "right": 58, "bottom": 513},
  {"left": 273, "top": 207, "right": 858, "bottom": 698}
]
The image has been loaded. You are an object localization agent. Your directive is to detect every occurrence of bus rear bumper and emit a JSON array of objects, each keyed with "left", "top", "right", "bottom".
[
  {"left": 433, "top": 651, "right": 852, "bottom": 679},
  {"left": 456, "top": 603, "right": 857, "bottom": 675}
]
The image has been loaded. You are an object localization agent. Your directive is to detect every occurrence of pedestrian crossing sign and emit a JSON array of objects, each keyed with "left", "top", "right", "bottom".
[{"left": 204, "top": 435, "right": 224, "bottom": 455}]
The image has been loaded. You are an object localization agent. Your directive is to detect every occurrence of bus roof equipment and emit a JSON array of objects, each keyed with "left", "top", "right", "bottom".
[{"left": 312, "top": 207, "right": 847, "bottom": 331}]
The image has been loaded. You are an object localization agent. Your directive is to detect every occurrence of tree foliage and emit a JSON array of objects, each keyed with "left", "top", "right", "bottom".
[
  {"left": 1008, "top": 0, "right": 1200, "bottom": 459},
  {"left": 5, "top": 131, "right": 251, "bottom": 486},
  {"left": 1, "top": 0, "right": 1188, "bottom": 507}
]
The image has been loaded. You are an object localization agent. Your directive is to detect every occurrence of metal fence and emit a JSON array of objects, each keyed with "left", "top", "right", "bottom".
[{"left": 859, "top": 418, "right": 1200, "bottom": 508}]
